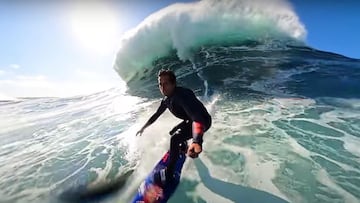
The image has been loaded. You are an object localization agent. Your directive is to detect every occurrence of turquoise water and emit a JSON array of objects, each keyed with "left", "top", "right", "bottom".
[
  {"left": 1, "top": 0, "right": 360, "bottom": 202},
  {"left": 1, "top": 84, "right": 359, "bottom": 203}
]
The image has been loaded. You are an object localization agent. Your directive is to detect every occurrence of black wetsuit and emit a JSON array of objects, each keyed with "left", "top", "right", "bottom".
[{"left": 145, "top": 86, "right": 212, "bottom": 175}]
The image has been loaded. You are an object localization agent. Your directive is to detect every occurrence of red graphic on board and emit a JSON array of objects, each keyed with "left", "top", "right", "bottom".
[
  {"left": 143, "top": 184, "right": 164, "bottom": 203},
  {"left": 162, "top": 152, "right": 169, "bottom": 163}
]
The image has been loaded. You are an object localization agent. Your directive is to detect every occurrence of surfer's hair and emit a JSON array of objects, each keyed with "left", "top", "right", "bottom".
[{"left": 158, "top": 69, "right": 176, "bottom": 84}]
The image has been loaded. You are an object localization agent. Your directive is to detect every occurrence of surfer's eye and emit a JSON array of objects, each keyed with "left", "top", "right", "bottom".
[{"left": 159, "top": 82, "right": 168, "bottom": 87}]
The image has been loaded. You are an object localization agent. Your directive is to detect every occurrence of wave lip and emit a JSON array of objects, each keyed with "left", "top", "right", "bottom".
[{"left": 114, "top": 0, "right": 307, "bottom": 83}]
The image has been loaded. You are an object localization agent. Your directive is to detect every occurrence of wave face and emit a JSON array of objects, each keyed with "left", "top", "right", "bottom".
[{"left": 119, "top": 44, "right": 360, "bottom": 100}]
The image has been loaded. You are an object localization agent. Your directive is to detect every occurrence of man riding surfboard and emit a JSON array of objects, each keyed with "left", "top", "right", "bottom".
[{"left": 136, "top": 69, "right": 212, "bottom": 186}]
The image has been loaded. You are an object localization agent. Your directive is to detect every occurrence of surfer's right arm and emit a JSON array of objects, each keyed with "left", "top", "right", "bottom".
[{"left": 136, "top": 100, "right": 167, "bottom": 136}]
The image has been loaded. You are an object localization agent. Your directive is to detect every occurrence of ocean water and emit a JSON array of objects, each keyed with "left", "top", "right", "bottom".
[{"left": 1, "top": 0, "right": 360, "bottom": 203}]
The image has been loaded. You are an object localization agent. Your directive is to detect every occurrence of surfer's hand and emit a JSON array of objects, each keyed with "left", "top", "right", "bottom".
[
  {"left": 187, "top": 143, "right": 202, "bottom": 158},
  {"left": 136, "top": 128, "right": 144, "bottom": 136}
]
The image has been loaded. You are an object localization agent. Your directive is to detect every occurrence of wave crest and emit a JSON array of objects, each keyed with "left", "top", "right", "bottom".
[{"left": 114, "top": 0, "right": 307, "bottom": 82}]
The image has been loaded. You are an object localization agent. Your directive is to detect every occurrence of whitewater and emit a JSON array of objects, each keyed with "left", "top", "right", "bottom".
[{"left": 1, "top": 0, "right": 360, "bottom": 203}]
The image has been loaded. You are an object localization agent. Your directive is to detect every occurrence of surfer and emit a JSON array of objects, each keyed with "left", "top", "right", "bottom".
[{"left": 136, "top": 69, "right": 212, "bottom": 186}]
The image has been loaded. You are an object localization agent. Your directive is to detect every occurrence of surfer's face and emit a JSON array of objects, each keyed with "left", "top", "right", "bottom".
[{"left": 158, "top": 75, "right": 175, "bottom": 96}]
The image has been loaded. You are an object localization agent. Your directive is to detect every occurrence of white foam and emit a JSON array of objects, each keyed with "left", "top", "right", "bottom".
[
  {"left": 308, "top": 101, "right": 360, "bottom": 162},
  {"left": 226, "top": 144, "right": 289, "bottom": 201},
  {"left": 343, "top": 135, "right": 360, "bottom": 158},
  {"left": 317, "top": 169, "right": 359, "bottom": 203},
  {"left": 286, "top": 135, "right": 311, "bottom": 158},
  {"left": 199, "top": 134, "right": 289, "bottom": 202},
  {"left": 88, "top": 147, "right": 115, "bottom": 186}
]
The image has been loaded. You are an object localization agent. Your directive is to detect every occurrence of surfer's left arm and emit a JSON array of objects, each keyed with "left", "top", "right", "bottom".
[{"left": 136, "top": 100, "right": 166, "bottom": 136}]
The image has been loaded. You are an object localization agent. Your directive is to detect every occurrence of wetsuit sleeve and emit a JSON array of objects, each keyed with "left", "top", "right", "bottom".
[
  {"left": 143, "top": 100, "right": 166, "bottom": 129},
  {"left": 192, "top": 121, "right": 204, "bottom": 145},
  {"left": 177, "top": 94, "right": 205, "bottom": 145}
]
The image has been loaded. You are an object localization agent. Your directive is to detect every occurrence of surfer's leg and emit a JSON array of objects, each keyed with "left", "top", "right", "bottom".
[
  {"left": 154, "top": 121, "right": 192, "bottom": 185},
  {"left": 167, "top": 121, "right": 192, "bottom": 176}
]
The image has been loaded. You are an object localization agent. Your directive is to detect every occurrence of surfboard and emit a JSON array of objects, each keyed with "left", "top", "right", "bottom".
[{"left": 131, "top": 149, "right": 187, "bottom": 203}]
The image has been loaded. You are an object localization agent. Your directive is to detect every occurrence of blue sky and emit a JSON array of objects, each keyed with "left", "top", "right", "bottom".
[
  {"left": 290, "top": 0, "right": 360, "bottom": 58},
  {"left": 0, "top": 0, "right": 359, "bottom": 99}
]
